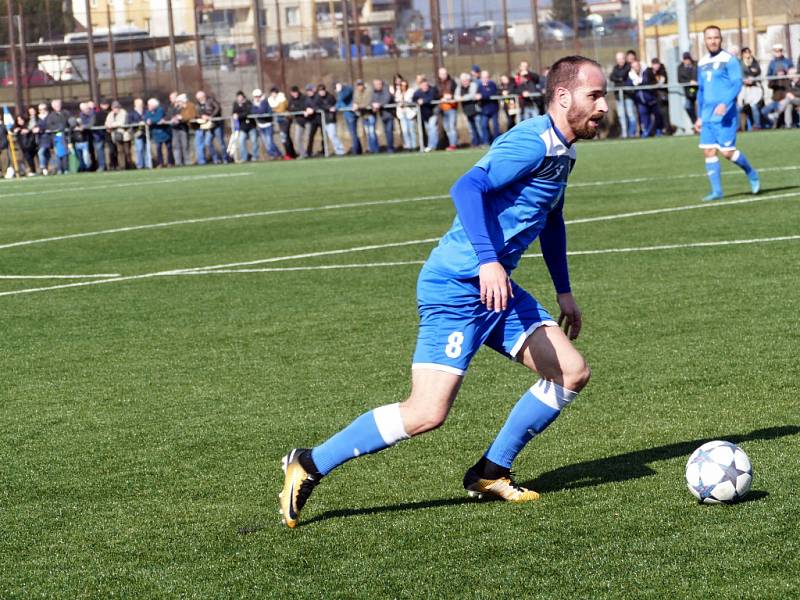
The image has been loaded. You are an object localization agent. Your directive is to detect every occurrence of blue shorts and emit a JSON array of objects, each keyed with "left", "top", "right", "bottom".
[
  {"left": 699, "top": 108, "right": 738, "bottom": 151},
  {"left": 412, "top": 266, "right": 556, "bottom": 376}
]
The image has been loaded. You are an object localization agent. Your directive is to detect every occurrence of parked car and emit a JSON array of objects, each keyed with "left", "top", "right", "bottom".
[
  {"left": 540, "top": 21, "right": 575, "bottom": 42},
  {"left": 288, "top": 42, "right": 329, "bottom": 60},
  {"left": 2, "top": 69, "right": 54, "bottom": 87},
  {"left": 645, "top": 11, "right": 677, "bottom": 26},
  {"left": 604, "top": 16, "right": 637, "bottom": 33}
]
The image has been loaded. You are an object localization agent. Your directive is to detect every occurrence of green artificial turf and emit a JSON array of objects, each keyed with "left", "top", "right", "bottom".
[{"left": 1, "top": 130, "right": 799, "bottom": 598}]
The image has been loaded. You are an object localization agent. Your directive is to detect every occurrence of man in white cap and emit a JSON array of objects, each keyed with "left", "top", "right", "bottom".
[
  {"left": 250, "top": 88, "right": 282, "bottom": 160},
  {"left": 767, "top": 43, "right": 792, "bottom": 77}
]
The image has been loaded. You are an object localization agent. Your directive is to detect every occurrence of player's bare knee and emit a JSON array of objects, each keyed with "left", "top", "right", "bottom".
[
  {"left": 562, "top": 357, "right": 591, "bottom": 392},
  {"left": 399, "top": 397, "right": 449, "bottom": 436}
]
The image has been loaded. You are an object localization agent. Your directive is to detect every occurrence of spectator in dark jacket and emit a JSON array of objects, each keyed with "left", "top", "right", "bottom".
[
  {"left": 739, "top": 47, "right": 763, "bottom": 129},
  {"left": 475, "top": 70, "right": 499, "bottom": 144},
  {"left": 514, "top": 61, "right": 541, "bottom": 120},
  {"left": 145, "top": 98, "right": 171, "bottom": 167},
  {"left": 287, "top": 86, "right": 311, "bottom": 159},
  {"left": 367, "top": 79, "right": 394, "bottom": 153},
  {"left": 498, "top": 74, "right": 519, "bottom": 130},
  {"left": 195, "top": 90, "right": 226, "bottom": 164},
  {"left": 302, "top": 84, "right": 322, "bottom": 157},
  {"left": 232, "top": 90, "right": 255, "bottom": 162},
  {"left": 437, "top": 67, "right": 458, "bottom": 149},
  {"left": 412, "top": 77, "right": 440, "bottom": 152},
  {"left": 677, "top": 52, "right": 699, "bottom": 124},
  {"left": 650, "top": 58, "right": 670, "bottom": 134},
  {"left": 314, "top": 84, "right": 345, "bottom": 156},
  {"left": 455, "top": 72, "right": 480, "bottom": 146},
  {"left": 32, "top": 103, "right": 53, "bottom": 174},
  {"left": 45, "top": 98, "right": 70, "bottom": 174},
  {"left": 167, "top": 92, "right": 190, "bottom": 166},
  {"left": 13, "top": 113, "right": 37, "bottom": 175},
  {"left": 610, "top": 51, "right": 637, "bottom": 137},
  {"left": 631, "top": 60, "right": 659, "bottom": 137}
]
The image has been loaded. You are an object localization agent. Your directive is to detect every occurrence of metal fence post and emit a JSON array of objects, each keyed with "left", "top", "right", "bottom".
[
  {"left": 320, "top": 109, "right": 330, "bottom": 157},
  {"left": 145, "top": 122, "right": 152, "bottom": 168},
  {"left": 617, "top": 89, "right": 627, "bottom": 139},
  {"left": 416, "top": 104, "right": 424, "bottom": 153}
]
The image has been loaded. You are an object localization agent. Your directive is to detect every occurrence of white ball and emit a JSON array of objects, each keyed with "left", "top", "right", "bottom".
[{"left": 685, "top": 440, "right": 752, "bottom": 504}]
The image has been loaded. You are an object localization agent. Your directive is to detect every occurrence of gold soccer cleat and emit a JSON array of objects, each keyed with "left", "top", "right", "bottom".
[
  {"left": 279, "top": 448, "right": 319, "bottom": 529},
  {"left": 463, "top": 467, "right": 541, "bottom": 502}
]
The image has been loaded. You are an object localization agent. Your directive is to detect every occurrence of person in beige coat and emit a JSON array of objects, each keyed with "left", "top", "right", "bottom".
[{"left": 105, "top": 101, "right": 131, "bottom": 169}]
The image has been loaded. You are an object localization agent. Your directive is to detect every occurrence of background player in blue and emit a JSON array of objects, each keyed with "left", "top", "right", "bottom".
[
  {"left": 279, "top": 56, "right": 608, "bottom": 528},
  {"left": 695, "top": 25, "right": 760, "bottom": 201}
]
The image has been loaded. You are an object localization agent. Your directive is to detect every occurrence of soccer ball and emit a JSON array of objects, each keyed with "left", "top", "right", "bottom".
[{"left": 685, "top": 440, "right": 752, "bottom": 504}]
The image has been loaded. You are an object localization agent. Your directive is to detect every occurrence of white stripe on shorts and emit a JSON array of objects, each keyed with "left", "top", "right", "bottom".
[
  {"left": 509, "top": 320, "right": 559, "bottom": 359},
  {"left": 411, "top": 362, "right": 465, "bottom": 376}
]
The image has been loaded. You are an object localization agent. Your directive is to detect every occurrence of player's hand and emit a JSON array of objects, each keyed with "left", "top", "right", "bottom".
[
  {"left": 714, "top": 103, "right": 727, "bottom": 116},
  {"left": 479, "top": 262, "right": 513, "bottom": 313},
  {"left": 557, "top": 292, "right": 582, "bottom": 340},
  {"left": 693, "top": 118, "right": 702, "bottom": 133}
]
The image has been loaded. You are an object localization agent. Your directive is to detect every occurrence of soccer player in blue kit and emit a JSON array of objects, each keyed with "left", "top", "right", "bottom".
[
  {"left": 695, "top": 25, "right": 760, "bottom": 201},
  {"left": 280, "top": 56, "right": 608, "bottom": 528}
]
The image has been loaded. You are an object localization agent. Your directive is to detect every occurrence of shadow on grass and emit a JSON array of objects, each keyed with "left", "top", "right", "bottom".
[
  {"left": 238, "top": 496, "right": 483, "bottom": 534},
  {"left": 722, "top": 184, "right": 800, "bottom": 199},
  {"left": 522, "top": 425, "right": 799, "bottom": 493},
  {"left": 240, "top": 426, "right": 796, "bottom": 532}
]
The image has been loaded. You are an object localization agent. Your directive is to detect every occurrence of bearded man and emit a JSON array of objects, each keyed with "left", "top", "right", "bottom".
[{"left": 279, "top": 56, "right": 608, "bottom": 529}]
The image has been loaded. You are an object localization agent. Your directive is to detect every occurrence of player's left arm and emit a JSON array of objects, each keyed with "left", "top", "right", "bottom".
[
  {"left": 539, "top": 197, "right": 581, "bottom": 340},
  {"left": 716, "top": 56, "right": 743, "bottom": 115},
  {"left": 451, "top": 129, "right": 546, "bottom": 312}
]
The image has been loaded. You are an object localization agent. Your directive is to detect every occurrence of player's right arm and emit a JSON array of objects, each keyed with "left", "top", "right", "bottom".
[
  {"left": 450, "top": 128, "right": 546, "bottom": 312},
  {"left": 695, "top": 63, "right": 705, "bottom": 131}
]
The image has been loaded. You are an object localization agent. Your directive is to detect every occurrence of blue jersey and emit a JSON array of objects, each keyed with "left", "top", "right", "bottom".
[
  {"left": 424, "top": 114, "right": 575, "bottom": 279},
  {"left": 697, "top": 50, "right": 742, "bottom": 122}
]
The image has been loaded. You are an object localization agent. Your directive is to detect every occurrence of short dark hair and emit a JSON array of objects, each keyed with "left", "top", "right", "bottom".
[
  {"left": 545, "top": 55, "right": 602, "bottom": 105},
  {"left": 704, "top": 25, "right": 721, "bottom": 35}
]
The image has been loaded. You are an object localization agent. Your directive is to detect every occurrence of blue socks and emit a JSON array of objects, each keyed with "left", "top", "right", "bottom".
[
  {"left": 311, "top": 403, "right": 409, "bottom": 476},
  {"left": 731, "top": 150, "right": 754, "bottom": 176},
  {"left": 485, "top": 380, "right": 578, "bottom": 469},
  {"left": 705, "top": 157, "right": 722, "bottom": 197},
  {"left": 310, "top": 380, "right": 579, "bottom": 477}
]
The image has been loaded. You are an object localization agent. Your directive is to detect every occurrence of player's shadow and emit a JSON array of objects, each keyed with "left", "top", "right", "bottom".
[
  {"left": 521, "top": 425, "right": 798, "bottom": 493},
  {"left": 241, "top": 425, "right": 794, "bottom": 532},
  {"left": 726, "top": 184, "right": 800, "bottom": 198}
]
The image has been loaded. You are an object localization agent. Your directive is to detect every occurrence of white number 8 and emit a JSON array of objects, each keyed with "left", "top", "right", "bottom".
[{"left": 445, "top": 331, "right": 464, "bottom": 358}]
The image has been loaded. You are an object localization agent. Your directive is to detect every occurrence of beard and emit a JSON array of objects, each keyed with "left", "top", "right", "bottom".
[{"left": 567, "top": 103, "right": 604, "bottom": 139}]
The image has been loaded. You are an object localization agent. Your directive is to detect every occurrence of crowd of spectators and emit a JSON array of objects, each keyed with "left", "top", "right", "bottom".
[
  {"left": 610, "top": 42, "right": 800, "bottom": 138},
  {"left": 2, "top": 45, "right": 797, "bottom": 177}
]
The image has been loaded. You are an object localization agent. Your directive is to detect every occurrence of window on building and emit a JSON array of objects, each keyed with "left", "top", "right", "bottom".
[{"left": 285, "top": 6, "right": 300, "bottom": 27}]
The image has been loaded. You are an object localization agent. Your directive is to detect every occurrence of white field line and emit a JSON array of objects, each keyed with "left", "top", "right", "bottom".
[
  {"left": 175, "top": 188, "right": 800, "bottom": 274},
  {"left": 0, "top": 195, "right": 448, "bottom": 252},
  {"left": 0, "top": 172, "right": 252, "bottom": 202},
  {"left": 0, "top": 273, "right": 121, "bottom": 279},
  {"left": 2, "top": 234, "right": 799, "bottom": 298},
  {"left": 171, "top": 235, "right": 800, "bottom": 275},
  {"left": 569, "top": 164, "right": 799, "bottom": 188},
  {"left": 0, "top": 271, "right": 180, "bottom": 298},
  {"left": 173, "top": 238, "right": 442, "bottom": 273},
  {"left": 566, "top": 189, "right": 800, "bottom": 224},
  {"left": 2, "top": 164, "right": 797, "bottom": 253}
]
